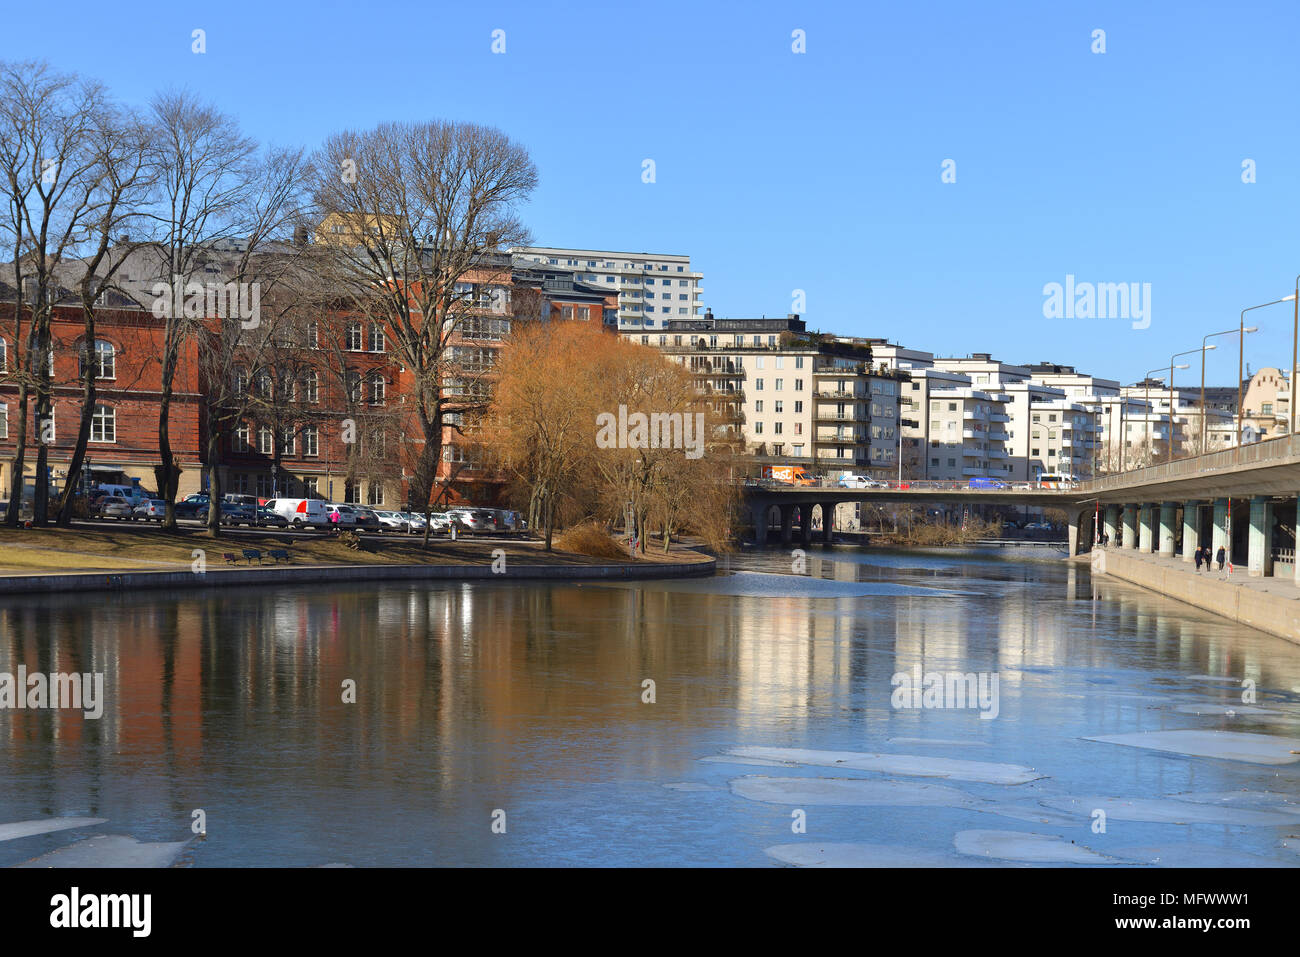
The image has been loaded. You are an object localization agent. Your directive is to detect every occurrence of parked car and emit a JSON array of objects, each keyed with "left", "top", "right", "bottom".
[
  {"left": 264, "top": 498, "right": 330, "bottom": 529},
  {"left": 254, "top": 506, "right": 289, "bottom": 528},
  {"left": 174, "top": 494, "right": 210, "bottom": 518},
  {"left": 325, "top": 504, "right": 357, "bottom": 528},
  {"left": 968, "top": 477, "right": 1008, "bottom": 489},
  {"left": 447, "top": 508, "right": 496, "bottom": 533},
  {"left": 489, "top": 509, "right": 522, "bottom": 534},
  {"left": 132, "top": 499, "right": 167, "bottom": 522},
  {"left": 372, "top": 510, "right": 410, "bottom": 533},
  {"left": 838, "top": 473, "right": 876, "bottom": 489},
  {"left": 350, "top": 506, "right": 382, "bottom": 533},
  {"left": 197, "top": 501, "right": 255, "bottom": 526},
  {"left": 400, "top": 511, "right": 429, "bottom": 534},
  {"left": 100, "top": 495, "right": 134, "bottom": 520}
]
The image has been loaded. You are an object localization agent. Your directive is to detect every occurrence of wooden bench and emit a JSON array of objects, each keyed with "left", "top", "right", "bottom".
[
  {"left": 268, "top": 549, "right": 290, "bottom": 563},
  {"left": 241, "top": 549, "right": 263, "bottom": 564}
]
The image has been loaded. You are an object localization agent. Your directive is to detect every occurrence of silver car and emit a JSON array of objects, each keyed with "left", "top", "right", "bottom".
[{"left": 101, "top": 496, "right": 134, "bottom": 520}]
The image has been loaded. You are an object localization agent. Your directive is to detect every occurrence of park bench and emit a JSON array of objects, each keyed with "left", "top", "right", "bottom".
[
  {"left": 241, "top": 549, "right": 263, "bottom": 564},
  {"left": 268, "top": 549, "right": 291, "bottom": 563}
]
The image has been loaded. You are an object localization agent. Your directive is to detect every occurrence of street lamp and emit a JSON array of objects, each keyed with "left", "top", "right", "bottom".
[
  {"left": 1197, "top": 335, "right": 1229, "bottom": 455},
  {"left": 1237, "top": 297, "right": 1294, "bottom": 446},
  {"left": 1142, "top": 367, "right": 1168, "bottom": 467},
  {"left": 1166, "top": 351, "right": 1197, "bottom": 463}
]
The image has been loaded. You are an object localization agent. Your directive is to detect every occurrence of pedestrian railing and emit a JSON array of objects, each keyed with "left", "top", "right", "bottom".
[{"left": 1083, "top": 433, "right": 1300, "bottom": 494}]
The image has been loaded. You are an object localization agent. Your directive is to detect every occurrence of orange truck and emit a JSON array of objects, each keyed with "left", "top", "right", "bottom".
[{"left": 762, "top": 465, "right": 816, "bottom": 486}]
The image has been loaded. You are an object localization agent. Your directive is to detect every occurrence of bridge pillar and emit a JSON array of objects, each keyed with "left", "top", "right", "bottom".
[
  {"left": 752, "top": 502, "right": 771, "bottom": 547},
  {"left": 1248, "top": 496, "right": 1273, "bottom": 577},
  {"left": 1181, "top": 502, "right": 1201, "bottom": 562},
  {"left": 1296, "top": 493, "right": 1300, "bottom": 586},
  {"left": 1158, "top": 503, "right": 1177, "bottom": 556},
  {"left": 1212, "top": 499, "right": 1228, "bottom": 558},
  {"left": 1139, "top": 504, "right": 1154, "bottom": 552},
  {"left": 1122, "top": 505, "right": 1137, "bottom": 549},
  {"left": 1104, "top": 505, "right": 1119, "bottom": 546},
  {"left": 779, "top": 504, "right": 795, "bottom": 547},
  {"left": 798, "top": 506, "right": 812, "bottom": 546},
  {"left": 821, "top": 503, "right": 835, "bottom": 543}
]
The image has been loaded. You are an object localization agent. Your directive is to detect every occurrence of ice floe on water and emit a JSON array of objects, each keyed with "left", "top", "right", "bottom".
[
  {"left": 885, "top": 737, "right": 991, "bottom": 748},
  {"left": 1111, "top": 844, "right": 1292, "bottom": 868},
  {"left": 724, "top": 746, "right": 1043, "bottom": 785},
  {"left": 730, "top": 775, "right": 985, "bottom": 808},
  {"left": 0, "top": 817, "right": 106, "bottom": 842},
  {"left": 1039, "top": 796, "right": 1299, "bottom": 826},
  {"left": 16, "top": 834, "right": 188, "bottom": 868},
  {"left": 765, "top": 842, "right": 988, "bottom": 868},
  {"left": 1083, "top": 729, "right": 1300, "bottom": 765},
  {"left": 1172, "top": 703, "right": 1284, "bottom": 717},
  {"left": 981, "top": 804, "right": 1088, "bottom": 826},
  {"left": 1169, "top": 791, "right": 1300, "bottom": 815},
  {"left": 699, "top": 754, "right": 799, "bottom": 769},
  {"left": 954, "top": 829, "right": 1112, "bottom": 864},
  {"left": 663, "top": 782, "right": 723, "bottom": 792}
]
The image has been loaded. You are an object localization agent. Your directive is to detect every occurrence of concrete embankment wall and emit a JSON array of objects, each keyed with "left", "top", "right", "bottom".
[
  {"left": 1099, "top": 550, "right": 1300, "bottom": 644},
  {"left": 0, "top": 557, "right": 716, "bottom": 598}
]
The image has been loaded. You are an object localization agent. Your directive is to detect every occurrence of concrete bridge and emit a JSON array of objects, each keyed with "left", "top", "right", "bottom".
[{"left": 744, "top": 433, "right": 1300, "bottom": 585}]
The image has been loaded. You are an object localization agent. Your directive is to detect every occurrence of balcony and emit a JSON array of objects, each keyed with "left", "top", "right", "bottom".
[
  {"left": 987, "top": 430, "right": 1010, "bottom": 441},
  {"left": 988, "top": 413, "right": 1010, "bottom": 422},
  {"left": 987, "top": 448, "right": 1008, "bottom": 459},
  {"left": 814, "top": 390, "right": 860, "bottom": 400},
  {"left": 814, "top": 411, "right": 855, "bottom": 422},
  {"left": 962, "top": 410, "right": 988, "bottom": 420},
  {"left": 961, "top": 428, "right": 984, "bottom": 439}
]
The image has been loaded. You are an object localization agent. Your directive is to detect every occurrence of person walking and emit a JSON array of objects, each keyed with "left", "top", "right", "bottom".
[
  {"left": 1216, "top": 545, "right": 1226, "bottom": 571},
  {"left": 1194, "top": 546, "right": 1203, "bottom": 572}
]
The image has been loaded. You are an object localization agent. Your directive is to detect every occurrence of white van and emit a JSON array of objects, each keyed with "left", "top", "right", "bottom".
[
  {"left": 97, "top": 483, "right": 147, "bottom": 504},
  {"left": 265, "top": 498, "right": 330, "bottom": 529}
]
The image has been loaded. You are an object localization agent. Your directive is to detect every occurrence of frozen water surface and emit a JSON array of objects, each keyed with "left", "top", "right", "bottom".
[
  {"left": 1039, "top": 795, "right": 1299, "bottom": 826},
  {"left": 1172, "top": 703, "right": 1285, "bottom": 716},
  {"left": 726, "top": 747, "right": 1042, "bottom": 785},
  {"left": 766, "top": 843, "right": 989, "bottom": 868},
  {"left": 954, "top": 829, "right": 1112, "bottom": 864},
  {"left": 1084, "top": 729, "right": 1300, "bottom": 765},
  {"left": 3, "top": 545, "right": 1300, "bottom": 866},
  {"left": 16, "top": 834, "right": 188, "bottom": 868},
  {"left": 0, "top": 817, "right": 107, "bottom": 842},
  {"left": 1111, "top": 844, "right": 1292, "bottom": 868},
  {"left": 1169, "top": 791, "right": 1300, "bottom": 814},
  {"left": 729, "top": 775, "right": 985, "bottom": 808}
]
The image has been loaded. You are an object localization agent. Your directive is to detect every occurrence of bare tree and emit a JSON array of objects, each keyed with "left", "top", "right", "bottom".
[
  {"left": 310, "top": 120, "right": 537, "bottom": 513},
  {"left": 0, "top": 60, "right": 113, "bottom": 525}
]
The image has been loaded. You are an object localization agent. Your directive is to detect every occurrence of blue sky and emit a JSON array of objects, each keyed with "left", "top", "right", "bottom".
[{"left": 5, "top": 0, "right": 1300, "bottom": 386}]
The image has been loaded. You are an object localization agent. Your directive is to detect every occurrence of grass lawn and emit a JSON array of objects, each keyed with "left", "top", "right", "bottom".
[{"left": 0, "top": 523, "right": 711, "bottom": 575}]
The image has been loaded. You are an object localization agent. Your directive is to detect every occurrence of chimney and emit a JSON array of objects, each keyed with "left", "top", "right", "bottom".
[
  {"left": 704, "top": 308, "right": 713, "bottom": 321},
  {"left": 294, "top": 225, "right": 308, "bottom": 245}
]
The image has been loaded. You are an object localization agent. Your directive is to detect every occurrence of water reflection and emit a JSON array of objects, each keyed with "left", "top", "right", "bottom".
[{"left": 0, "top": 546, "right": 1297, "bottom": 866}]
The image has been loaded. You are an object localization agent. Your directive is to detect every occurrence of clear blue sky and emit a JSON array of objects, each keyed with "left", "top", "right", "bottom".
[{"left": 5, "top": 0, "right": 1300, "bottom": 387}]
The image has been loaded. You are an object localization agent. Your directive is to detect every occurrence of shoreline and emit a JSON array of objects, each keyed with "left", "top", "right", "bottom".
[{"left": 0, "top": 554, "right": 717, "bottom": 597}]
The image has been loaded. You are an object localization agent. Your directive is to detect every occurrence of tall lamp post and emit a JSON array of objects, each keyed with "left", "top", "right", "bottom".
[
  {"left": 1166, "top": 351, "right": 1196, "bottom": 463},
  {"left": 1142, "top": 368, "right": 1168, "bottom": 467},
  {"left": 1197, "top": 334, "right": 1229, "bottom": 455},
  {"left": 1237, "top": 296, "right": 1294, "bottom": 446}
]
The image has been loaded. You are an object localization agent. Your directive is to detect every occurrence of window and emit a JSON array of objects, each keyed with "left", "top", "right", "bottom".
[
  {"left": 368, "top": 373, "right": 385, "bottom": 405},
  {"left": 89, "top": 404, "right": 115, "bottom": 443},
  {"left": 369, "top": 325, "right": 386, "bottom": 352},
  {"left": 258, "top": 426, "right": 274, "bottom": 455},
  {"left": 281, "top": 429, "right": 296, "bottom": 456},
  {"left": 367, "top": 484, "right": 384, "bottom": 506},
  {"left": 234, "top": 366, "right": 248, "bottom": 394},
  {"left": 303, "top": 370, "right": 319, "bottom": 404},
  {"left": 346, "top": 371, "right": 362, "bottom": 403},
  {"left": 0, "top": 404, "right": 6, "bottom": 439},
  {"left": 774, "top": 422, "right": 783, "bottom": 435},
  {"left": 346, "top": 322, "right": 364, "bottom": 351},
  {"left": 794, "top": 379, "right": 803, "bottom": 391},
  {"left": 344, "top": 481, "right": 361, "bottom": 504},
  {"left": 307, "top": 321, "right": 319, "bottom": 349},
  {"left": 754, "top": 422, "right": 763, "bottom": 434},
  {"left": 754, "top": 400, "right": 763, "bottom": 413},
  {"left": 755, "top": 378, "right": 764, "bottom": 391},
  {"left": 303, "top": 477, "right": 318, "bottom": 497},
  {"left": 303, "top": 426, "right": 319, "bottom": 457},
  {"left": 948, "top": 402, "right": 956, "bottom": 412},
  {"left": 1263, "top": 402, "right": 1274, "bottom": 415},
  {"left": 0, "top": 338, "right": 6, "bottom": 373},
  {"left": 80, "top": 340, "right": 115, "bottom": 379},
  {"left": 235, "top": 423, "right": 252, "bottom": 452},
  {"left": 775, "top": 378, "right": 783, "bottom": 390},
  {"left": 774, "top": 401, "right": 783, "bottom": 413},
  {"left": 794, "top": 401, "right": 803, "bottom": 413}
]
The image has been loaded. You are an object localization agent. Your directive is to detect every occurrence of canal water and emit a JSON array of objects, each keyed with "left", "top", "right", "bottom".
[{"left": 1, "top": 546, "right": 1299, "bottom": 867}]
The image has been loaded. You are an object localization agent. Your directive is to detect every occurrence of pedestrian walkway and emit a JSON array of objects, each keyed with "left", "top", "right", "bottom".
[{"left": 1100, "top": 546, "right": 1300, "bottom": 599}]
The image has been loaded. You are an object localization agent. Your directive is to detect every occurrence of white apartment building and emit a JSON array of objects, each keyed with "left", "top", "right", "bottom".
[
  {"left": 512, "top": 246, "right": 704, "bottom": 330},
  {"left": 628, "top": 316, "right": 906, "bottom": 479}
]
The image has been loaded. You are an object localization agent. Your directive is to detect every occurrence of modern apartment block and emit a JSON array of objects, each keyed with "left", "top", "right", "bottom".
[
  {"left": 512, "top": 246, "right": 704, "bottom": 330},
  {"left": 626, "top": 313, "right": 907, "bottom": 479}
]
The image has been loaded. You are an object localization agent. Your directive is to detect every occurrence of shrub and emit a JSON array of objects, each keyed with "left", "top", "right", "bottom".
[{"left": 554, "top": 522, "right": 628, "bottom": 559}]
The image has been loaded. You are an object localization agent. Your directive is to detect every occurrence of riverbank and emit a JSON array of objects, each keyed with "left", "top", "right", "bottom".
[
  {"left": 0, "top": 524, "right": 715, "bottom": 596},
  {"left": 1095, "top": 547, "right": 1300, "bottom": 643}
]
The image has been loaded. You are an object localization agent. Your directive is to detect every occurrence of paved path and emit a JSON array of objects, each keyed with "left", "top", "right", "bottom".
[{"left": 1096, "top": 546, "right": 1300, "bottom": 600}]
